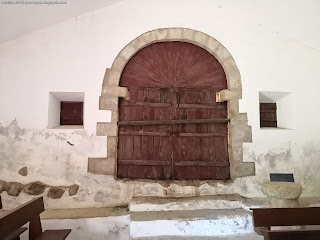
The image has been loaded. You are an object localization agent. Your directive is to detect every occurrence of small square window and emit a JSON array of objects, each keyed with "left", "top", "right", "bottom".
[
  {"left": 48, "top": 92, "right": 84, "bottom": 129},
  {"left": 60, "top": 102, "right": 83, "bottom": 125},
  {"left": 259, "top": 91, "right": 292, "bottom": 129},
  {"left": 260, "top": 103, "right": 277, "bottom": 127}
]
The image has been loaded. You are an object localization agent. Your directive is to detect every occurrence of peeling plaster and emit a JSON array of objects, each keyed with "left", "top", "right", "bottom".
[{"left": 1, "top": 119, "right": 320, "bottom": 209}]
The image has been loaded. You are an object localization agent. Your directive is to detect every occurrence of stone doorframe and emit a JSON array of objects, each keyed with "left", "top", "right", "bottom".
[{"left": 95, "top": 28, "right": 255, "bottom": 180}]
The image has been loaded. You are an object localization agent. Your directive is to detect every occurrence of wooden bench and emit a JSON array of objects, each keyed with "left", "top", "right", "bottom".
[
  {"left": 0, "top": 197, "right": 71, "bottom": 240},
  {"left": 251, "top": 207, "right": 320, "bottom": 240}
]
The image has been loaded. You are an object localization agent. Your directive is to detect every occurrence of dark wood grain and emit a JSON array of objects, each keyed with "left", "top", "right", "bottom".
[
  {"left": 252, "top": 207, "right": 320, "bottom": 227},
  {"left": 60, "top": 102, "right": 83, "bottom": 125},
  {"left": 252, "top": 207, "right": 320, "bottom": 240},
  {"left": 117, "top": 41, "right": 229, "bottom": 180},
  {"left": 0, "top": 197, "right": 71, "bottom": 240},
  {"left": 260, "top": 103, "right": 277, "bottom": 127},
  {"left": 3, "top": 227, "right": 27, "bottom": 240},
  {"left": 0, "top": 198, "right": 44, "bottom": 239},
  {"left": 34, "top": 230, "right": 71, "bottom": 240},
  {"left": 118, "top": 118, "right": 229, "bottom": 126}
]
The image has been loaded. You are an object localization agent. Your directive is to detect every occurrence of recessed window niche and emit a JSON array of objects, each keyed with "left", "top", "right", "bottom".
[
  {"left": 48, "top": 92, "right": 85, "bottom": 129},
  {"left": 259, "top": 91, "right": 292, "bottom": 129}
]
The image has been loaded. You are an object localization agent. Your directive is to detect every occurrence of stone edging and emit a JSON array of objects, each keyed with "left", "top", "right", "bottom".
[{"left": 0, "top": 180, "right": 79, "bottom": 199}]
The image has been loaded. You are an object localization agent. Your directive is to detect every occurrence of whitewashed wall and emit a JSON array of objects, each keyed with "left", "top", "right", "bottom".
[{"left": 0, "top": 0, "right": 320, "bottom": 209}]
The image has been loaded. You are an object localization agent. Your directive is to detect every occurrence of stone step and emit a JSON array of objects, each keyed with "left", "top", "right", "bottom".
[
  {"left": 132, "top": 233, "right": 263, "bottom": 240},
  {"left": 129, "top": 194, "right": 265, "bottom": 212},
  {"left": 130, "top": 209, "right": 256, "bottom": 239}
]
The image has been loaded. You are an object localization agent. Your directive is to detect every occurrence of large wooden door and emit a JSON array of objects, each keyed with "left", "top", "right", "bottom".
[{"left": 117, "top": 41, "right": 229, "bottom": 180}]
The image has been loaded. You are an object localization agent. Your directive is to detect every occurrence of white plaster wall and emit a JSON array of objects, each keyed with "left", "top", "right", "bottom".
[
  {"left": 47, "top": 93, "right": 61, "bottom": 128},
  {"left": 0, "top": 0, "right": 320, "bottom": 209}
]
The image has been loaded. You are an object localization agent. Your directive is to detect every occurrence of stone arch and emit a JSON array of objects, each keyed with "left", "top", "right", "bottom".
[{"left": 96, "top": 28, "right": 255, "bottom": 179}]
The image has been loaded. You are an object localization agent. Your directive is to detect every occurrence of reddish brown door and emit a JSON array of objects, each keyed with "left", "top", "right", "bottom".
[{"left": 117, "top": 41, "right": 229, "bottom": 180}]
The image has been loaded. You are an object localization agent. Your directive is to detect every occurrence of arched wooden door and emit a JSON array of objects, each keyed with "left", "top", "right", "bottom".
[{"left": 117, "top": 41, "right": 229, "bottom": 180}]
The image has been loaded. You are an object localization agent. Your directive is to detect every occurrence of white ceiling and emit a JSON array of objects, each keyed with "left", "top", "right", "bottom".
[{"left": 0, "top": 0, "right": 122, "bottom": 43}]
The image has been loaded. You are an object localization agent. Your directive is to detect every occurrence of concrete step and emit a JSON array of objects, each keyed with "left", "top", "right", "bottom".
[
  {"left": 130, "top": 209, "right": 256, "bottom": 239},
  {"left": 129, "top": 194, "right": 265, "bottom": 212},
  {"left": 132, "top": 233, "right": 263, "bottom": 240}
]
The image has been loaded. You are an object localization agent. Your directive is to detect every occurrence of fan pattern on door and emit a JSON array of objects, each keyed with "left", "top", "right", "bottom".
[{"left": 117, "top": 41, "right": 229, "bottom": 180}]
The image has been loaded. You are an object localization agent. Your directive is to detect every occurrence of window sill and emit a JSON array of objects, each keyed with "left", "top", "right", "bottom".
[
  {"left": 260, "top": 127, "right": 292, "bottom": 130},
  {"left": 51, "top": 125, "right": 84, "bottom": 129}
]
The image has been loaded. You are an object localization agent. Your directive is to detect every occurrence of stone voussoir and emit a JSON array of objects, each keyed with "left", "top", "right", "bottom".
[{"left": 102, "top": 68, "right": 111, "bottom": 86}]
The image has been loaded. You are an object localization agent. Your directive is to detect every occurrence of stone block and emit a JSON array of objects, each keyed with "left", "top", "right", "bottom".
[
  {"left": 261, "top": 182, "right": 302, "bottom": 200},
  {"left": 228, "top": 100, "right": 239, "bottom": 116},
  {"left": 131, "top": 36, "right": 149, "bottom": 52},
  {"left": 106, "top": 69, "right": 121, "bottom": 86},
  {"left": 155, "top": 28, "right": 169, "bottom": 40},
  {"left": 214, "top": 45, "right": 231, "bottom": 62},
  {"left": 182, "top": 28, "right": 196, "bottom": 41},
  {"left": 217, "top": 89, "right": 242, "bottom": 102},
  {"left": 111, "top": 56, "right": 127, "bottom": 73},
  {"left": 47, "top": 186, "right": 65, "bottom": 199},
  {"left": 230, "top": 113, "right": 248, "bottom": 125},
  {"left": 102, "top": 68, "right": 111, "bottom": 86},
  {"left": 107, "top": 136, "right": 117, "bottom": 159},
  {"left": 229, "top": 142, "right": 244, "bottom": 162},
  {"left": 267, "top": 198, "right": 301, "bottom": 208},
  {"left": 88, "top": 157, "right": 115, "bottom": 175},
  {"left": 5, "top": 182, "right": 24, "bottom": 197},
  {"left": 111, "top": 111, "right": 119, "bottom": 123},
  {"left": 141, "top": 30, "right": 157, "bottom": 44},
  {"left": 102, "top": 86, "right": 129, "bottom": 99},
  {"left": 18, "top": 166, "right": 28, "bottom": 176},
  {"left": 119, "top": 44, "right": 136, "bottom": 60},
  {"left": 194, "top": 32, "right": 209, "bottom": 46},
  {"left": 0, "top": 180, "right": 7, "bottom": 193},
  {"left": 97, "top": 122, "right": 117, "bottom": 136},
  {"left": 229, "top": 125, "right": 252, "bottom": 143},
  {"left": 99, "top": 96, "right": 118, "bottom": 111},
  {"left": 24, "top": 181, "right": 48, "bottom": 195},
  {"left": 68, "top": 184, "right": 79, "bottom": 196},
  {"left": 168, "top": 28, "right": 183, "bottom": 39},
  {"left": 205, "top": 37, "right": 220, "bottom": 54},
  {"left": 230, "top": 162, "right": 255, "bottom": 179},
  {"left": 225, "top": 68, "right": 242, "bottom": 90}
]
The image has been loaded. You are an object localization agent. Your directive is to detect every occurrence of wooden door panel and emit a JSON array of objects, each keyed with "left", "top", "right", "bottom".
[{"left": 118, "top": 41, "right": 229, "bottom": 180}]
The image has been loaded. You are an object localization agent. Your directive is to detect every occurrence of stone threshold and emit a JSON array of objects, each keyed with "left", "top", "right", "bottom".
[
  {"left": 0, "top": 197, "right": 319, "bottom": 220},
  {"left": 131, "top": 208, "right": 250, "bottom": 222},
  {"left": 130, "top": 194, "right": 266, "bottom": 212}
]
